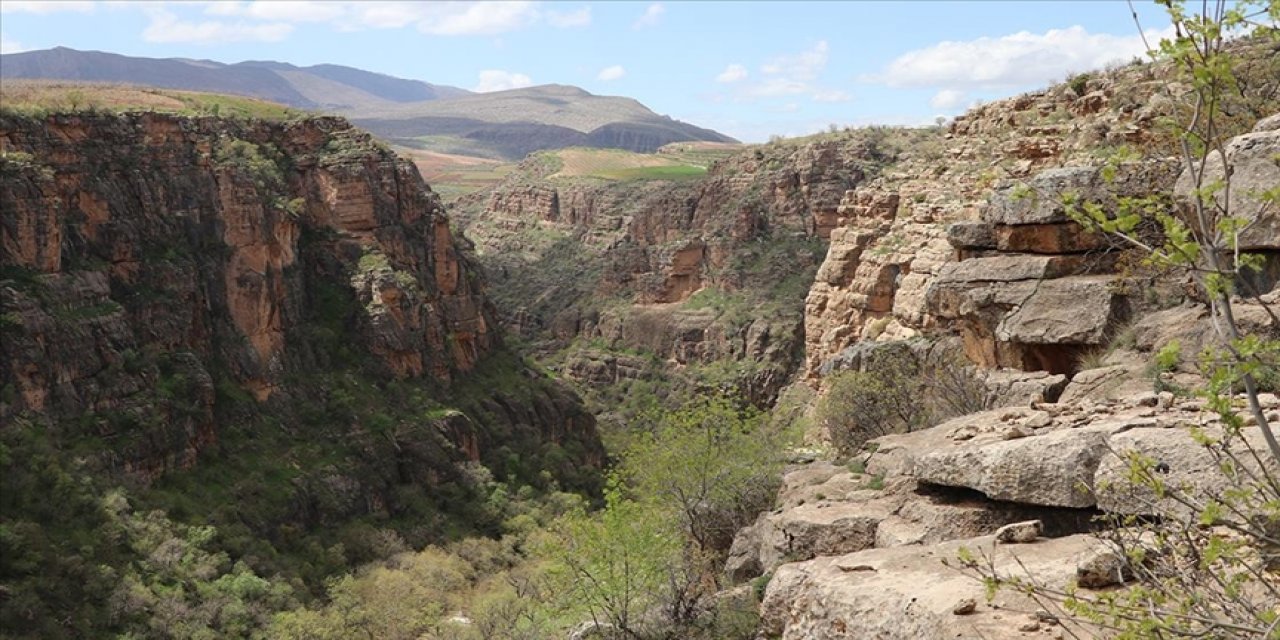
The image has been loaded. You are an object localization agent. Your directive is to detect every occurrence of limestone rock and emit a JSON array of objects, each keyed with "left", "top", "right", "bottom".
[
  {"left": 985, "top": 161, "right": 1179, "bottom": 226},
  {"left": 760, "top": 533, "right": 1106, "bottom": 640},
  {"left": 724, "top": 462, "right": 1063, "bottom": 583},
  {"left": 980, "top": 369, "right": 1069, "bottom": 406},
  {"left": 947, "top": 221, "right": 996, "bottom": 249},
  {"left": 993, "top": 222, "right": 1107, "bottom": 254},
  {"left": 1094, "top": 425, "right": 1277, "bottom": 518},
  {"left": 995, "top": 520, "right": 1043, "bottom": 543},
  {"left": 1174, "top": 112, "right": 1280, "bottom": 250},
  {"left": 1075, "top": 541, "right": 1132, "bottom": 588},
  {"left": 912, "top": 420, "right": 1114, "bottom": 508}
]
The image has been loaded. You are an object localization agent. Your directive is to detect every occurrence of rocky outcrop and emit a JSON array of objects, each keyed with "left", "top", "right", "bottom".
[
  {"left": 759, "top": 532, "right": 1105, "bottom": 640},
  {"left": 751, "top": 391, "right": 1279, "bottom": 639},
  {"left": 919, "top": 159, "right": 1182, "bottom": 375},
  {"left": 1175, "top": 113, "right": 1280, "bottom": 252},
  {"left": 723, "top": 462, "right": 1086, "bottom": 584},
  {"left": 868, "top": 393, "right": 1280, "bottom": 513},
  {"left": 0, "top": 112, "right": 599, "bottom": 483}
]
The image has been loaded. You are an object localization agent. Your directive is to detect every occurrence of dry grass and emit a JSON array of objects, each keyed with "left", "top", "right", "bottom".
[{"left": 0, "top": 80, "right": 296, "bottom": 120}]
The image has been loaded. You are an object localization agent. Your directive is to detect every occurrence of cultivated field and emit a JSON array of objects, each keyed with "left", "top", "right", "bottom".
[
  {"left": 395, "top": 147, "right": 514, "bottom": 198},
  {"left": 548, "top": 146, "right": 739, "bottom": 181}
]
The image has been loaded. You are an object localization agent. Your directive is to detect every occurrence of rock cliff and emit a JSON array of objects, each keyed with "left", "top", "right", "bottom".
[
  {"left": 450, "top": 135, "right": 885, "bottom": 410},
  {"left": 803, "top": 36, "right": 1279, "bottom": 379},
  {"left": 0, "top": 110, "right": 601, "bottom": 488}
]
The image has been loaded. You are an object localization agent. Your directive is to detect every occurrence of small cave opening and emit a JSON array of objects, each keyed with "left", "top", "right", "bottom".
[
  {"left": 1011, "top": 342, "right": 1090, "bottom": 376},
  {"left": 915, "top": 482, "right": 1108, "bottom": 538}
]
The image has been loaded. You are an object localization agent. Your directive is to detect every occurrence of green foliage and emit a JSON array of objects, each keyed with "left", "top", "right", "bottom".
[
  {"left": 213, "top": 138, "right": 285, "bottom": 192},
  {"left": 542, "top": 481, "right": 684, "bottom": 637},
  {"left": 622, "top": 396, "right": 786, "bottom": 557},
  {"left": 816, "top": 343, "right": 988, "bottom": 454},
  {"left": 1067, "top": 71, "right": 1092, "bottom": 96}
]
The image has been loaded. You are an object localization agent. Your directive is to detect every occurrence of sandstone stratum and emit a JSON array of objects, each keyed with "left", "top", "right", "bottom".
[{"left": 1, "top": 110, "right": 602, "bottom": 555}]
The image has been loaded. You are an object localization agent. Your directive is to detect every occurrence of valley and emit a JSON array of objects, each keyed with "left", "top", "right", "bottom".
[{"left": 1, "top": 6, "right": 1279, "bottom": 640}]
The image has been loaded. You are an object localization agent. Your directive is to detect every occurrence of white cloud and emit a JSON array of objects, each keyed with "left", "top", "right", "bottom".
[
  {"left": 323, "top": 1, "right": 540, "bottom": 34},
  {"left": 742, "top": 78, "right": 808, "bottom": 99},
  {"left": 348, "top": 2, "right": 422, "bottom": 28},
  {"left": 473, "top": 69, "right": 532, "bottom": 92},
  {"left": 812, "top": 89, "right": 852, "bottom": 103},
  {"left": 929, "top": 88, "right": 967, "bottom": 110},
  {"left": 873, "top": 25, "right": 1171, "bottom": 90},
  {"left": 142, "top": 8, "right": 293, "bottom": 44},
  {"left": 0, "top": 31, "right": 25, "bottom": 53},
  {"left": 547, "top": 5, "right": 590, "bottom": 28},
  {"left": 416, "top": 1, "right": 538, "bottom": 35},
  {"left": 204, "top": 1, "right": 347, "bottom": 22},
  {"left": 597, "top": 64, "right": 626, "bottom": 81},
  {"left": 761, "top": 39, "right": 828, "bottom": 82},
  {"left": 632, "top": 3, "right": 664, "bottom": 29},
  {"left": 729, "top": 40, "right": 849, "bottom": 105},
  {"left": 715, "top": 63, "right": 747, "bottom": 83},
  {"left": 0, "top": 1, "right": 94, "bottom": 14}
]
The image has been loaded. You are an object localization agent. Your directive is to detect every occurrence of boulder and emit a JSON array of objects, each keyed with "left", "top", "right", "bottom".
[
  {"left": 760, "top": 533, "right": 1107, "bottom": 640},
  {"left": 980, "top": 369, "right": 1069, "bottom": 405},
  {"left": 985, "top": 161, "right": 1180, "bottom": 226},
  {"left": 1058, "top": 351, "right": 1152, "bottom": 403},
  {"left": 1075, "top": 540, "right": 1132, "bottom": 588},
  {"left": 1174, "top": 113, "right": 1280, "bottom": 250}
]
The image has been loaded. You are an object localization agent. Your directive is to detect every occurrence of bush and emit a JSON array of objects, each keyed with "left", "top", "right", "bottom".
[{"left": 816, "top": 343, "right": 987, "bottom": 453}]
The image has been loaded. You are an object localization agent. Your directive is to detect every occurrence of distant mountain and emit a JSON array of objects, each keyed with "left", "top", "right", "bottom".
[
  {"left": 353, "top": 85, "right": 738, "bottom": 159},
  {"left": 0, "top": 47, "right": 737, "bottom": 159},
  {"left": 0, "top": 47, "right": 468, "bottom": 111}
]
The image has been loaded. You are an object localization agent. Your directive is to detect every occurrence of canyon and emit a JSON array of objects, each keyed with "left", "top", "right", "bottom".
[{"left": 1, "top": 27, "right": 1278, "bottom": 640}]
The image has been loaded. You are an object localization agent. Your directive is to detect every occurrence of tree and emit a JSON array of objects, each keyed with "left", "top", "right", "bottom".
[
  {"left": 542, "top": 481, "right": 684, "bottom": 639},
  {"left": 622, "top": 397, "right": 784, "bottom": 562}
]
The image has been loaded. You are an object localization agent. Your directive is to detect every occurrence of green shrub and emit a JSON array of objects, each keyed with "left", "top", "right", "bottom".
[{"left": 816, "top": 343, "right": 987, "bottom": 454}]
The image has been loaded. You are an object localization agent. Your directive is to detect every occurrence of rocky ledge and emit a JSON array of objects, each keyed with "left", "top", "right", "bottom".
[{"left": 745, "top": 390, "right": 1279, "bottom": 639}]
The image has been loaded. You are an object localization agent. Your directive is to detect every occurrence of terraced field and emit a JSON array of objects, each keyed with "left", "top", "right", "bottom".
[
  {"left": 395, "top": 147, "right": 514, "bottom": 199},
  {"left": 548, "top": 145, "right": 740, "bottom": 181}
]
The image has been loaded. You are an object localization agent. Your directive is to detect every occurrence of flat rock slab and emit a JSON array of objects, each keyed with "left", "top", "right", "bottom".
[
  {"left": 913, "top": 421, "right": 1118, "bottom": 508},
  {"left": 761, "top": 533, "right": 1108, "bottom": 640},
  {"left": 869, "top": 394, "right": 1280, "bottom": 515},
  {"left": 1095, "top": 425, "right": 1277, "bottom": 517}
]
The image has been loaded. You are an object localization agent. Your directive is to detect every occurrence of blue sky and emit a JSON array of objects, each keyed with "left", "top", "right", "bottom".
[{"left": 0, "top": 1, "right": 1178, "bottom": 142}]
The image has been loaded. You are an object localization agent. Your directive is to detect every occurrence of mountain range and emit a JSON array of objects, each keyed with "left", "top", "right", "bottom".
[{"left": 0, "top": 47, "right": 736, "bottom": 159}]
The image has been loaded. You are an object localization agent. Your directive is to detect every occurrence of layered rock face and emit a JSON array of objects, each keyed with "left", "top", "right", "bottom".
[
  {"left": 925, "top": 160, "right": 1181, "bottom": 374},
  {"left": 800, "top": 50, "right": 1277, "bottom": 378},
  {"left": 451, "top": 137, "right": 868, "bottom": 404},
  {"left": 0, "top": 112, "right": 597, "bottom": 481}
]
